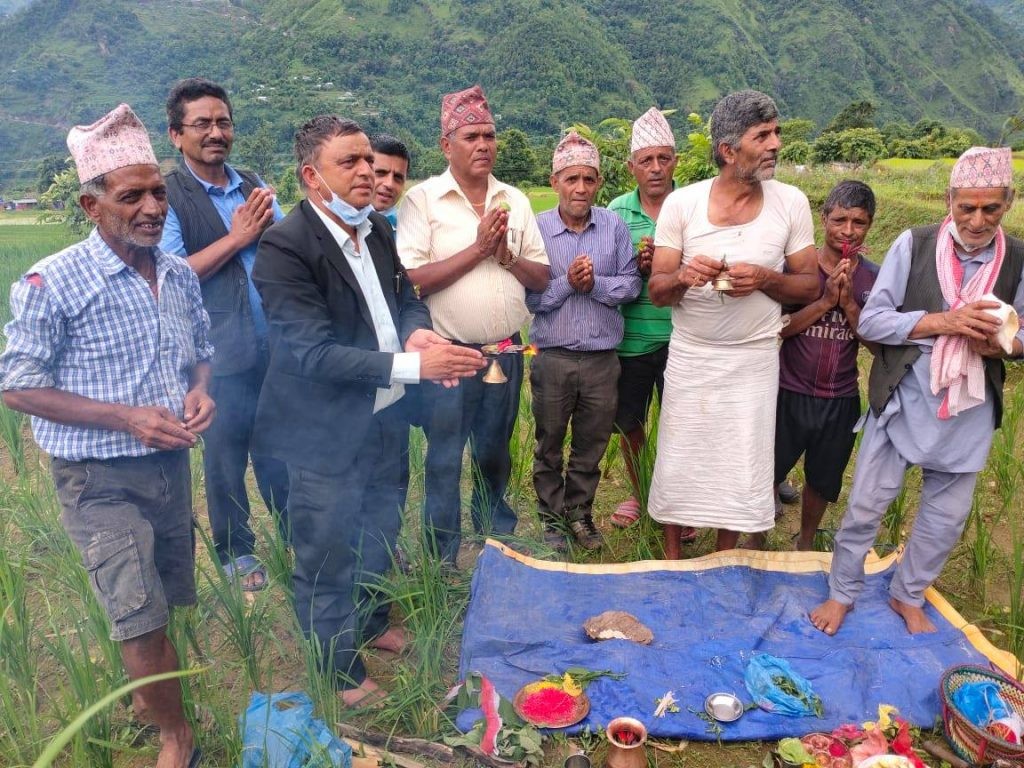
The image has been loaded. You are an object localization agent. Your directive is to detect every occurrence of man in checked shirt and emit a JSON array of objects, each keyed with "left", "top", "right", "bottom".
[{"left": 0, "top": 105, "right": 214, "bottom": 768}]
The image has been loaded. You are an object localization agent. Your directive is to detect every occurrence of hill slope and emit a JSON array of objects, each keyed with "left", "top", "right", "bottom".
[{"left": 1, "top": 0, "right": 1023, "bottom": 191}]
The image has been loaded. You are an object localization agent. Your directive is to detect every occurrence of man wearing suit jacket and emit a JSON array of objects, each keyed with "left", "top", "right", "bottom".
[{"left": 253, "top": 116, "right": 485, "bottom": 706}]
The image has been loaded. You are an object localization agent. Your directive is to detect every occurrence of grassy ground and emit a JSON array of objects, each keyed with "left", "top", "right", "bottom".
[{"left": 1, "top": 164, "right": 1023, "bottom": 767}]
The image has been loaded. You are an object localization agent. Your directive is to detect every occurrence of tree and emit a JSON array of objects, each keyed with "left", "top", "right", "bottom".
[
  {"left": 837, "top": 128, "right": 886, "bottom": 164},
  {"left": 36, "top": 155, "right": 70, "bottom": 194},
  {"left": 822, "top": 101, "right": 876, "bottom": 134},
  {"left": 779, "top": 140, "right": 812, "bottom": 164},
  {"left": 812, "top": 128, "right": 885, "bottom": 165},
  {"left": 1000, "top": 105, "right": 1024, "bottom": 147},
  {"left": 780, "top": 118, "right": 815, "bottom": 145},
  {"left": 674, "top": 112, "right": 715, "bottom": 186},
  {"left": 234, "top": 122, "right": 278, "bottom": 180},
  {"left": 493, "top": 128, "right": 537, "bottom": 185},
  {"left": 275, "top": 169, "right": 299, "bottom": 206},
  {"left": 812, "top": 132, "right": 843, "bottom": 164},
  {"left": 37, "top": 167, "right": 90, "bottom": 234}
]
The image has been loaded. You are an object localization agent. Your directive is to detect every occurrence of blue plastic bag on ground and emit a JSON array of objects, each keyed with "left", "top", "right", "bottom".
[
  {"left": 744, "top": 653, "right": 824, "bottom": 718},
  {"left": 239, "top": 691, "right": 352, "bottom": 768}
]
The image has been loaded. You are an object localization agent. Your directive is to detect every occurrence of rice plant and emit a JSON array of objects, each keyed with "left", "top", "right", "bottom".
[
  {"left": 0, "top": 399, "right": 25, "bottom": 476},
  {"left": 506, "top": 386, "right": 537, "bottom": 512},
  {"left": 1005, "top": 506, "right": 1024, "bottom": 664},
  {"left": 30, "top": 669, "right": 201, "bottom": 768},
  {"left": 879, "top": 481, "right": 910, "bottom": 551},
  {"left": 0, "top": 543, "right": 45, "bottom": 765},
  {"left": 195, "top": 527, "right": 274, "bottom": 691},
  {"left": 41, "top": 604, "right": 124, "bottom": 768},
  {"left": 366, "top": 527, "right": 470, "bottom": 736},
  {"left": 965, "top": 490, "right": 997, "bottom": 603}
]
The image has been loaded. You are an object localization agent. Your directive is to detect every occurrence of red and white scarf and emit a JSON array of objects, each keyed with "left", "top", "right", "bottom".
[{"left": 929, "top": 215, "right": 1005, "bottom": 419}]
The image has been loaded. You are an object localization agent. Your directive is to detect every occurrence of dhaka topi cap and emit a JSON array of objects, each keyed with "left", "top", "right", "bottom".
[
  {"left": 631, "top": 107, "right": 676, "bottom": 154},
  {"left": 440, "top": 85, "right": 494, "bottom": 137},
  {"left": 950, "top": 146, "right": 1013, "bottom": 189},
  {"left": 66, "top": 104, "right": 158, "bottom": 184},
  {"left": 552, "top": 131, "right": 600, "bottom": 175}
]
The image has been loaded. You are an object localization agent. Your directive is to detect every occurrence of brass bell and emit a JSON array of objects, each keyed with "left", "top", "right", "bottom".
[
  {"left": 482, "top": 357, "right": 508, "bottom": 384},
  {"left": 713, "top": 273, "right": 734, "bottom": 292}
]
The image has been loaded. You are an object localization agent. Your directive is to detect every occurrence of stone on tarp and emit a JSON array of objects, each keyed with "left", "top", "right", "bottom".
[{"left": 583, "top": 611, "right": 653, "bottom": 645}]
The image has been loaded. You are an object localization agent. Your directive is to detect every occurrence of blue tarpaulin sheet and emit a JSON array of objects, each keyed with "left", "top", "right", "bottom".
[{"left": 458, "top": 541, "right": 1015, "bottom": 741}]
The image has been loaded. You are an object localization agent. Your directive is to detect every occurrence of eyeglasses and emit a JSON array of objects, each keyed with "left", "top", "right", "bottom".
[{"left": 179, "top": 118, "right": 234, "bottom": 133}]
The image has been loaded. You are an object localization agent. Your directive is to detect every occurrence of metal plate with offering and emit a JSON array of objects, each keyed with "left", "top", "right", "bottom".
[{"left": 512, "top": 678, "right": 590, "bottom": 728}]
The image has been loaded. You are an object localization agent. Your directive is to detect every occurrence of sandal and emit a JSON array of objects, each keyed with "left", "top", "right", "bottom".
[
  {"left": 222, "top": 554, "right": 268, "bottom": 592},
  {"left": 610, "top": 498, "right": 642, "bottom": 528}
]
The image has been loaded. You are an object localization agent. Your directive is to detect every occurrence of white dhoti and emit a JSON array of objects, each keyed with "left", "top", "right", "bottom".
[
  {"left": 647, "top": 176, "right": 817, "bottom": 532},
  {"left": 648, "top": 334, "right": 778, "bottom": 532}
]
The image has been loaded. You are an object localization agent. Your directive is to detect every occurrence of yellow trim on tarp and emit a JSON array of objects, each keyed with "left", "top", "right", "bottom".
[{"left": 482, "top": 539, "right": 1022, "bottom": 680}]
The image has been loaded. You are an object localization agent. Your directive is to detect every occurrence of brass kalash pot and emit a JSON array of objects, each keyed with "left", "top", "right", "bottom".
[{"left": 604, "top": 717, "right": 647, "bottom": 768}]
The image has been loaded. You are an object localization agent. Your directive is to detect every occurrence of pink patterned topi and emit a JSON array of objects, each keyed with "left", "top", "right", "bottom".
[
  {"left": 631, "top": 107, "right": 676, "bottom": 154},
  {"left": 552, "top": 130, "right": 599, "bottom": 174},
  {"left": 67, "top": 104, "right": 158, "bottom": 184},
  {"left": 949, "top": 146, "right": 1013, "bottom": 189},
  {"left": 441, "top": 85, "right": 494, "bottom": 137}
]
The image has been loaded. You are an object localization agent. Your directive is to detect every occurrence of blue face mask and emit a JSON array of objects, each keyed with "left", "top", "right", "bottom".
[{"left": 312, "top": 168, "right": 374, "bottom": 227}]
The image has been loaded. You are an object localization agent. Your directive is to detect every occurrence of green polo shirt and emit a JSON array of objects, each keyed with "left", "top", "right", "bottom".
[{"left": 608, "top": 188, "right": 673, "bottom": 356}]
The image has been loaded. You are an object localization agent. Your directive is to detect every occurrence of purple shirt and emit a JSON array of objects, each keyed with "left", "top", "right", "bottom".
[
  {"left": 778, "top": 257, "right": 879, "bottom": 398},
  {"left": 528, "top": 206, "right": 640, "bottom": 351}
]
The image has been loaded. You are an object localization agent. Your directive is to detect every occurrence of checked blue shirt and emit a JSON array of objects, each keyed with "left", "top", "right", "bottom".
[{"left": 0, "top": 228, "right": 214, "bottom": 460}]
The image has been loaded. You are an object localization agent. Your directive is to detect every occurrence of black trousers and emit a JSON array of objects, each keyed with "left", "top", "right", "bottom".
[
  {"left": 421, "top": 351, "right": 522, "bottom": 562},
  {"left": 203, "top": 362, "right": 290, "bottom": 563},
  {"left": 287, "top": 407, "right": 405, "bottom": 689},
  {"left": 530, "top": 348, "right": 620, "bottom": 524}
]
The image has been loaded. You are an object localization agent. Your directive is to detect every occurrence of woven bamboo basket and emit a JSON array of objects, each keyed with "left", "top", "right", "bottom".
[{"left": 940, "top": 664, "right": 1024, "bottom": 766}]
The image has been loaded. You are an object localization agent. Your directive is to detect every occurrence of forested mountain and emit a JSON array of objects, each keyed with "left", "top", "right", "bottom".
[
  {"left": 2, "top": 0, "right": 1023, "bottom": 191},
  {"left": 978, "top": 0, "right": 1024, "bottom": 34}
]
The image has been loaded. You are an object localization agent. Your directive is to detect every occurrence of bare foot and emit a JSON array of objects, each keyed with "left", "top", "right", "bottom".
[
  {"left": 795, "top": 534, "right": 815, "bottom": 551},
  {"left": 809, "top": 599, "right": 852, "bottom": 635},
  {"left": 742, "top": 532, "right": 768, "bottom": 550},
  {"left": 369, "top": 625, "right": 408, "bottom": 654},
  {"left": 155, "top": 724, "right": 194, "bottom": 768},
  {"left": 889, "top": 597, "right": 936, "bottom": 634},
  {"left": 241, "top": 571, "right": 265, "bottom": 590},
  {"left": 339, "top": 677, "right": 387, "bottom": 708}
]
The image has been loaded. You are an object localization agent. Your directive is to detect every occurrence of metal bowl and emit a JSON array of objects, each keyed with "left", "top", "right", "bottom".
[{"left": 704, "top": 692, "right": 744, "bottom": 722}]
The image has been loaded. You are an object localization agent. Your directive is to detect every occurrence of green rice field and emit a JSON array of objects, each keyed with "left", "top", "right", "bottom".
[{"left": 0, "top": 161, "right": 1022, "bottom": 767}]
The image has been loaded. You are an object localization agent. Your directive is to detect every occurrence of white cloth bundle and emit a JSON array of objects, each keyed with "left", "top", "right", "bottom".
[{"left": 981, "top": 292, "right": 1019, "bottom": 354}]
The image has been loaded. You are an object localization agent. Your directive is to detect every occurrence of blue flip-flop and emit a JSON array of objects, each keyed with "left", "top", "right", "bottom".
[
  {"left": 222, "top": 554, "right": 267, "bottom": 592},
  {"left": 188, "top": 747, "right": 203, "bottom": 768}
]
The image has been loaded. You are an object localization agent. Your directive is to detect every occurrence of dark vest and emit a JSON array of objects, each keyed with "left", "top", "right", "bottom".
[
  {"left": 164, "top": 161, "right": 262, "bottom": 376},
  {"left": 867, "top": 224, "right": 1024, "bottom": 428}
]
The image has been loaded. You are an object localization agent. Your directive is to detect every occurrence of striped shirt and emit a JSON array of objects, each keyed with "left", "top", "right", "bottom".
[
  {"left": 528, "top": 207, "right": 640, "bottom": 351},
  {"left": 0, "top": 229, "right": 213, "bottom": 460},
  {"left": 608, "top": 188, "right": 673, "bottom": 356},
  {"left": 397, "top": 169, "right": 549, "bottom": 343}
]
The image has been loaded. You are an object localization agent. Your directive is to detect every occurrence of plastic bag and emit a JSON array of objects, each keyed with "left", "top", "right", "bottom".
[
  {"left": 239, "top": 691, "right": 352, "bottom": 768},
  {"left": 950, "top": 680, "right": 1011, "bottom": 727},
  {"left": 744, "top": 653, "right": 823, "bottom": 717}
]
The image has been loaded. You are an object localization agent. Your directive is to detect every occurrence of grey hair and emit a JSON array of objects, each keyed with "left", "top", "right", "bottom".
[
  {"left": 79, "top": 174, "right": 107, "bottom": 198},
  {"left": 294, "top": 115, "right": 364, "bottom": 189},
  {"left": 710, "top": 90, "right": 780, "bottom": 168}
]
